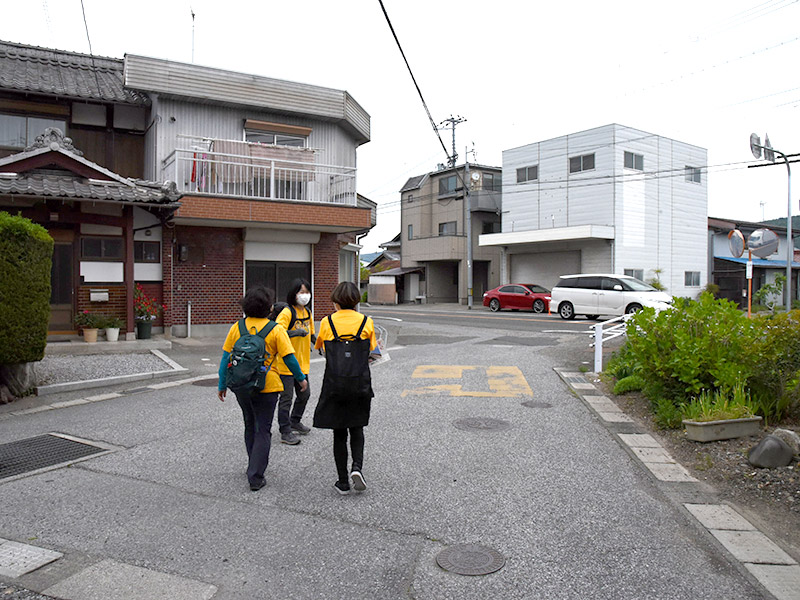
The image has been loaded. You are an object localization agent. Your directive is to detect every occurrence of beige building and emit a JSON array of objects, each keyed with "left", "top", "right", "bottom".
[{"left": 400, "top": 164, "right": 502, "bottom": 303}]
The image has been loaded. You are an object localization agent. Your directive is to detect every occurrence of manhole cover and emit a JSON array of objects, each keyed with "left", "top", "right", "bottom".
[
  {"left": 453, "top": 418, "right": 512, "bottom": 432},
  {"left": 192, "top": 379, "right": 218, "bottom": 387},
  {"left": 0, "top": 434, "right": 109, "bottom": 482},
  {"left": 436, "top": 543, "right": 505, "bottom": 576},
  {"left": 521, "top": 401, "right": 552, "bottom": 409}
]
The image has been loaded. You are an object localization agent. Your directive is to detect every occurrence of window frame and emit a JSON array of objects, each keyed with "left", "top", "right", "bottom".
[
  {"left": 0, "top": 112, "right": 68, "bottom": 150},
  {"left": 408, "top": 224, "right": 413, "bottom": 240},
  {"left": 516, "top": 165, "right": 538, "bottom": 183},
  {"left": 685, "top": 271, "right": 701, "bottom": 287},
  {"left": 569, "top": 153, "right": 595, "bottom": 174},
  {"left": 685, "top": 166, "right": 702, "bottom": 183},
  {"left": 624, "top": 268, "right": 644, "bottom": 281},
  {"left": 438, "top": 175, "right": 459, "bottom": 197},
  {"left": 80, "top": 236, "right": 124, "bottom": 261},
  {"left": 624, "top": 151, "right": 644, "bottom": 171},
  {"left": 134, "top": 240, "right": 161, "bottom": 263},
  {"left": 438, "top": 221, "right": 457, "bottom": 236}
]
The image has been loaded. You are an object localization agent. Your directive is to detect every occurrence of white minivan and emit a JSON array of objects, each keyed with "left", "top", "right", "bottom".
[{"left": 550, "top": 274, "right": 673, "bottom": 319}]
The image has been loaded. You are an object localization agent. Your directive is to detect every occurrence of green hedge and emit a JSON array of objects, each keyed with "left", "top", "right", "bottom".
[
  {"left": 0, "top": 212, "right": 53, "bottom": 365},
  {"left": 606, "top": 293, "right": 800, "bottom": 424}
]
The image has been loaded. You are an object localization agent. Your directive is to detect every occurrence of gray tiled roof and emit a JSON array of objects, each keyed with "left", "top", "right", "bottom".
[
  {"left": 0, "top": 40, "right": 149, "bottom": 105},
  {"left": 400, "top": 174, "right": 426, "bottom": 193},
  {"left": 0, "top": 172, "right": 179, "bottom": 205}
]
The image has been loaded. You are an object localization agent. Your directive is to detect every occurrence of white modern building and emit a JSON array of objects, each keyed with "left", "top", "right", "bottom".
[{"left": 480, "top": 124, "right": 708, "bottom": 298}]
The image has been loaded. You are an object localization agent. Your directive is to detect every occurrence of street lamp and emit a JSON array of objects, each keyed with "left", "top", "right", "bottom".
[{"left": 749, "top": 133, "right": 794, "bottom": 312}]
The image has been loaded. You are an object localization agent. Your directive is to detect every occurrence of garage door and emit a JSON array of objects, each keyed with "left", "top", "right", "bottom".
[{"left": 510, "top": 251, "right": 581, "bottom": 289}]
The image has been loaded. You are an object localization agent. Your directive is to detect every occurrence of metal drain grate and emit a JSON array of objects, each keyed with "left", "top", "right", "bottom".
[
  {"left": 0, "top": 434, "right": 109, "bottom": 482},
  {"left": 191, "top": 379, "right": 218, "bottom": 387},
  {"left": 436, "top": 543, "right": 505, "bottom": 575},
  {"left": 453, "top": 418, "right": 512, "bottom": 432}
]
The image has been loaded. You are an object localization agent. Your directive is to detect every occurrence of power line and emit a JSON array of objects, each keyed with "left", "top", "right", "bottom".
[
  {"left": 377, "top": 0, "right": 451, "bottom": 164},
  {"left": 79, "top": 0, "right": 102, "bottom": 97}
]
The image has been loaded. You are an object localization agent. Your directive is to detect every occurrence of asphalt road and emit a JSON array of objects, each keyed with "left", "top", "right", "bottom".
[{"left": 0, "top": 308, "right": 767, "bottom": 599}]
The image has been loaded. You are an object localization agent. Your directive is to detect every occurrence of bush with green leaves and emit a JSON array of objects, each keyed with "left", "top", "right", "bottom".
[
  {"left": 0, "top": 212, "right": 53, "bottom": 365},
  {"left": 606, "top": 292, "right": 800, "bottom": 426}
]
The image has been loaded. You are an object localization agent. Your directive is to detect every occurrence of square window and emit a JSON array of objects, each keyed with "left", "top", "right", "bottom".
[
  {"left": 438, "top": 221, "right": 457, "bottom": 236},
  {"left": 624, "top": 268, "right": 644, "bottom": 281},
  {"left": 134, "top": 241, "right": 161, "bottom": 263},
  {"left": 438, "top": 175, "right": 458, "bottom": 196},
  {"left": 624, "top": 151, "right": 644, "bottom": 171},
  {"left": 685, "top": 271, "right": 700, "bottom": 286},
  {"left": 569, "top": 153, "right": 594, "bottom": 173},
  {"left": 569, "top": 156, "right": 582, "bottom": 173},
  {"left": 517, "top": 165, "right": 538, "bottom": 183},
  {"left": 81, "top": 237, "right": 123, "bottom": 260},
  {"left": 685, "top": 166, "right": 702, "bottom": 183}
]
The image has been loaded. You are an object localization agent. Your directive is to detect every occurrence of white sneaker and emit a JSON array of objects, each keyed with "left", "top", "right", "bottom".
[{"left": 351, "top": 471, "right": 366, "bottom": 492}]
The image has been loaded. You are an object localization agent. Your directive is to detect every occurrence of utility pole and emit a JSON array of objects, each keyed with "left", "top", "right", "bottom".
[
  {"left": 438, "top": 115, "right": 466, "bottom": 168},
  {"left": 465, "top": 152, "right": 473, "bottom": 309},
  {"left": 190, "top": 8, "right": 196, "bottom": 63}
]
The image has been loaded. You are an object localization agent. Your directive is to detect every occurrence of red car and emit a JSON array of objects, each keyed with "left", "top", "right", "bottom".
[{"left": 483, "top": 284, "right": 551, "bottom": 313}]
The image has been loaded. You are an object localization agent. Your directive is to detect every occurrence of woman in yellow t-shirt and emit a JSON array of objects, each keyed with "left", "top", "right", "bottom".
[
  {"left": 217, "top": 286, "right": 307, "bottom": 492},
  {"left": 313, "top": 281, "right": 377, "bottom": 495},
  {"left": 274, "top": 279, "right": 315, "bottom": 445}
]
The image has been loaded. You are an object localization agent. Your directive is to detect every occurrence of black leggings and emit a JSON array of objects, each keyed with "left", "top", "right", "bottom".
[{"left": 333, "top": 427, "right": 364, "bottom": 484}]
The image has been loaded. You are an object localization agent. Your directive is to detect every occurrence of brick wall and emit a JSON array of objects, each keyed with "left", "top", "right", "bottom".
[
  {"left": 171, "top": 226, "right": 243, "bottom": 325},
  {"left": 77, "top": 285, "right": 130, "bottom": 332},
  {"left": 314, "top": 232, "right": 340, "bottom": 320}
]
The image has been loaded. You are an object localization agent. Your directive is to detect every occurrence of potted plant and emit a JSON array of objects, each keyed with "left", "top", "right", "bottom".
[
  {"left": 134, "top": 283, "right": 164, "bottom": 340},
  {"left": 681, "top": 383, "right": 762, "bottom": 442},
  {"left": 74, "top": 310, "right": 101, "bottom": 343},
  {"left": 102, "top": 315, "right": 124, "bottom": 342}
]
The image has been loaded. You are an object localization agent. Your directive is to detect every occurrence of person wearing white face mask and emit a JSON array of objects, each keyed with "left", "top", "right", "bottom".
[{"left": 274, "top": 278, "right": 315, "bottom": 444}]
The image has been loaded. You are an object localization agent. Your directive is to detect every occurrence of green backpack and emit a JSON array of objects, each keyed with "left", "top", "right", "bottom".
[{"left": 226, "top": 319, "right": 277, "bottom": 394}]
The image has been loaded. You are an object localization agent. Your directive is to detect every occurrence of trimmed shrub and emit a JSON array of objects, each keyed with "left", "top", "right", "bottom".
[{"left": 0, "top": 212, "right": 53, "bottom": 365}]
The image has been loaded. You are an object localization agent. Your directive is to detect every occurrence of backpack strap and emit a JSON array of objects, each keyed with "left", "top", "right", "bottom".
[
  {"left": 256, "top": 321, "right": 277, "bottom": 339},
  {"left": 237, "top": 318, "right": 248, "bottom": 336},
  {"left": 288, "top": 305, "right": 297, "bottom": 330},
  {"left": 355, "top": 314, "right": 368, "bottom": 339},
  {"left": 327, "top": 315, "right": 339, "bottom": 340}
]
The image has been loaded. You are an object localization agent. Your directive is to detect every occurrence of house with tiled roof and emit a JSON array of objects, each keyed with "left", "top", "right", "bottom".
[{"left": 0, "top": 40, "right": 375, "bottom": 338}]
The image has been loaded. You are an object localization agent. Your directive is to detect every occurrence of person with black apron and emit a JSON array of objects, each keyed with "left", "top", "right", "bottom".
[{"left": 313, "top": 282, "right": 378, "bottom": 495}]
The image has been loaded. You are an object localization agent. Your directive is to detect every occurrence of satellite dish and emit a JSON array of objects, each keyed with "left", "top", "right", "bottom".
[
  {"left": 750, "top": 133, "right": 762, "bottom": 160},
  {"left": 748, "top": 228, "right": 779, "bottom": 258},
  {"left": 728, "top": 229, "right": 745, "bottom": 258}
]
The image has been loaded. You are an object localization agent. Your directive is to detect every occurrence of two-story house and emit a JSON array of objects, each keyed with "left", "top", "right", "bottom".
[
  {"left": 480, "top": 124, "right": 708, "bottom": 298},
  {"left": 400, "top": 164, "right": 502, "bottom": 303},
  {"left": 0, "top": 41, "right": 375, "bottom": 337}
]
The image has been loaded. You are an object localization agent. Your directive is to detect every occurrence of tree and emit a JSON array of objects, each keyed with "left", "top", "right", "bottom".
[
  {"left": 754, "top": 274, "right": 786, "bottom": 313},
  {"left": 0, "top": 212, "right": 53, "bottom": 400}
]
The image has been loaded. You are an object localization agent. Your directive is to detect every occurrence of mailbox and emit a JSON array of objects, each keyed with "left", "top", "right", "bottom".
[{"left": 89, "top": 289, "right": 109, "bottom": 302}]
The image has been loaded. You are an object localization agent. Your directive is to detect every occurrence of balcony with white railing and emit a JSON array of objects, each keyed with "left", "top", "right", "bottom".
[{"left": 161, "top": 135, "right": 357, "bottom": 206}]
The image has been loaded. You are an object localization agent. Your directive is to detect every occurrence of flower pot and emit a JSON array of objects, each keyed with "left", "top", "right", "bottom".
[
  {"left": 683, "top": 416, "right": 763, "bottom": 443},
  {"left": 105, "top": 327, "right": 120, "bottom": 342},
  {"left": 136, "top": 320, "right": 152, "bottom": 340},
  {"left": 82, "top": 328, "right": 98, "bottom": 343}
]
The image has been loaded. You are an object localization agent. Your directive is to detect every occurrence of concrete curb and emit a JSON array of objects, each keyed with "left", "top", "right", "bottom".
[
  {"left": 555, "top": 368, "right": 800, "bottom": 600},
  {"left": 35, "top": 350, "right": 188, "bottom": 396}
]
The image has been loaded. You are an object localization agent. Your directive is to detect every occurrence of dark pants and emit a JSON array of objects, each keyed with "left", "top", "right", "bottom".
[
  {"left": 235, "top": 391, "right": 279, "bottom": 486},
  {"left": 278, "top": 374, "right": 311, "bottom": 433},
  {"left": 333, "top": 427, "right": 364, "bottom": 484}
]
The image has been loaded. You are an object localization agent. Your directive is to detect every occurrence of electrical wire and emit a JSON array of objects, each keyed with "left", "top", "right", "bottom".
[
  {"left": 79, "top": 0, "right": 103, "bottom": 98},
  {"left": 377, "top": 0, "right": 451, "bottom": 163}
]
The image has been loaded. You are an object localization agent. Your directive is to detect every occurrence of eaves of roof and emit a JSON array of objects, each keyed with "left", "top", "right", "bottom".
[{"left": 0, "top": 40, "right": 149, "bottom": 106}]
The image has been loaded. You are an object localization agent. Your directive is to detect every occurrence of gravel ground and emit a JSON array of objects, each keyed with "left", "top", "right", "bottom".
[
  {"left": 607, "top": 382, "right": 800, "bottom": 558},
  {"left": 33, "top": 353, "right": 173, "bottom": 385},
  {"left": 0, "top": 584, "right": 54, "bottom": 599}
]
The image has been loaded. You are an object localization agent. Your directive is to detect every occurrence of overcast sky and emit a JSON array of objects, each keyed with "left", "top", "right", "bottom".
[{"left": 2, "top": 0, "right": 798, "bottom": 252}]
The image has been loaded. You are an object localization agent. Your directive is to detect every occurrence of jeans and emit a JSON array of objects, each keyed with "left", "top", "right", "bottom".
[
  {"left": 278, "top": 374, "right": 311, "bottom": 434},
  {"left": 235, "top": 391, "right": 279, "bottom": 486},
  {"left": 333, "top": 427, "right": 364, "bottom": 484}
]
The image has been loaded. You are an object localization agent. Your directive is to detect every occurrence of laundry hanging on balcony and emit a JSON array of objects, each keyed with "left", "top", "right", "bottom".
[{"left": 211, "top": 139, "right": 252, "bottom": 184}]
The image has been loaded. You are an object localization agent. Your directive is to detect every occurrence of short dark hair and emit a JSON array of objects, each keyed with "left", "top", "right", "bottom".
[
  {"left": 286, "top": 278, "right": 312, "bottom": 306},
  {"left": 330, "top": 281, "right": 361, "bottom": 310},
  {"left": 240, "top": 286, "right": 274, "bottom": 318}
]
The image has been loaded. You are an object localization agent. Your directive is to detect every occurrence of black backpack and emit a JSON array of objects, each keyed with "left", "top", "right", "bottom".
[
  {"left": 226, "top": 319, "right": 277, "bottom": 394},
  {"left": 323, "top": 315, "right": 371, "bottom": 379}
]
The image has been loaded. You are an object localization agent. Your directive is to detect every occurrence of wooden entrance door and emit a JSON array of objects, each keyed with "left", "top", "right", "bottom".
[{"left": 48, "top": 230, "right": 75, "bottom": 331}]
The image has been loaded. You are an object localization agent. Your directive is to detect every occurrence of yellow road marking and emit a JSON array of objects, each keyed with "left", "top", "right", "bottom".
[{"left": 403, "top": 365, "right": 532, "bottom": 397}]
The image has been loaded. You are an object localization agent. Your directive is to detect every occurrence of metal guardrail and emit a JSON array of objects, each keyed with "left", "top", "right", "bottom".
[{"left": 590, "top": 314, "right": 632, "bottom": 373}]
